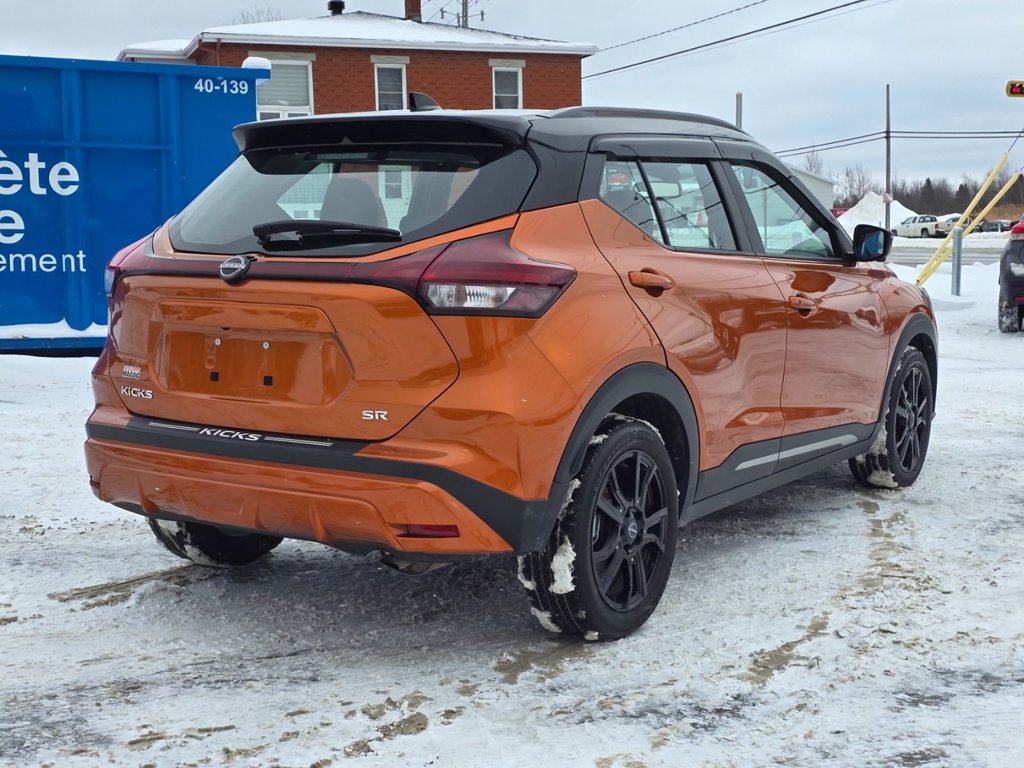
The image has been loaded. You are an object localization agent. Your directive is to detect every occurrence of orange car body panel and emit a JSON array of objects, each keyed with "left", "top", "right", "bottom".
[
  {"left": 580, "top": 199, "right": 787, "bottom": 472},
  {"left": 86, "top": 204, "right": 670, "bottom": 555},
  {"left": 761, "top": 258, "right": 891, "bottom": 436}
]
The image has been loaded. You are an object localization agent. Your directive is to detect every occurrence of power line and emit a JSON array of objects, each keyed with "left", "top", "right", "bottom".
[
  {"left": 584, "top": 0, "right": 889, "bottom": 80},
  {"left": 777, "top": 136, "right": 884, "bottom": 158},
  {"left": 600, "top": 0, "right": 775, "bottom": 53},
  {"left": 776, "top": 130, "right": 1024, "bottom": 159},
  {"left": 777, "top": 131, "right": 886, "bottom": 154}
]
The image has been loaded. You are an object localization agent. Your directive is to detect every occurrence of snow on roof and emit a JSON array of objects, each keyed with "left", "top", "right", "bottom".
[
  {"left": 117, "top": 39, "right": 193, "bottom": 60},
  {"left": 119, "top": 11, "right": 597, "bottom": 60}
]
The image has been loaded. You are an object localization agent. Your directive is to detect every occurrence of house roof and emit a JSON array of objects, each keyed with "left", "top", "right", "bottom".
[{"left": 119, "top": 11, "right": 597, "bottom": 61}]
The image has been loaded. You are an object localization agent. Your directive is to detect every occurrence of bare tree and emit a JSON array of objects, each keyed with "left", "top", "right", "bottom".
[
  {"left": 233, "top": 6, "right": 282, "bottom": 24},
  {"left": 834, "top": 164, "right": 880, "bottom": 208},
  {"left": 801, "top": 151, "right": 825, "bottom": 176}
]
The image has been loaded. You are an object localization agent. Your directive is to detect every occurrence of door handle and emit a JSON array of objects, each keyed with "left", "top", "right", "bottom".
[
  {"left": 629, "top": 269, "right": 674, "bottom": 295},
  {"left": 788, "top": 293, "right": 818, "bottom": 314}
]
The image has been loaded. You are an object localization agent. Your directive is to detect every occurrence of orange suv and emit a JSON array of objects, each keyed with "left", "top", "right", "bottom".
[{"left": 85, "top": 107, "right": 937, "bottom": 639}]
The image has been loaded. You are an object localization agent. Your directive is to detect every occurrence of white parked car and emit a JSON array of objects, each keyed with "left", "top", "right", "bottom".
[{"left": 892, "top": 215, "right": 940, "bottom": 238}]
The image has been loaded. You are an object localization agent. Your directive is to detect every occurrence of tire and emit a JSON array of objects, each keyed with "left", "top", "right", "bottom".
[
  {"left": 890, "top": 229, "right": 898, "bottom": 237},
  {"left": 849, "top": 346, "right": 933, "bottom": 489},
  {"left": 998, "top": 296, "right": 1020, "bottom": 333},
  {"left": 148, "top": 519, "right": 282, "bottom": 567},
  {"left": 920, "top": 228, "right": 929, "bottom": 238},
  {"left": 519, "top": 415, "right": 679, "bottom": 640}
]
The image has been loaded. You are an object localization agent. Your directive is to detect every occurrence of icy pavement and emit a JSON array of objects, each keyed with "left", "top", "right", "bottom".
[{"left": 1, "top": 264, "right": 1022, "bottom": 767}]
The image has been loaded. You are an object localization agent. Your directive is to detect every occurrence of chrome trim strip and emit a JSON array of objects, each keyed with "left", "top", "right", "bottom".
[{"left": 735, "top": 434, "right": 858, "bottom": 472}]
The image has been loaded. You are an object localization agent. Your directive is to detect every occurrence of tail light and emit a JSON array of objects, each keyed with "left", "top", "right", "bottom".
[
  {"left": 1010, "top": 221, "right": 1024, "bottom": 241},
  {"left": 351, "top": 230, "right": 575, "bottom": 318},
  {"left": 105, "top": 236, "right": 150, "bottom": 297}
]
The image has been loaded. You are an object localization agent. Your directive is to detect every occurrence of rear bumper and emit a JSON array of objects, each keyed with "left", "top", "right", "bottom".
[{"left": 85, "top": 414, "right": 561, "bottom": 557}]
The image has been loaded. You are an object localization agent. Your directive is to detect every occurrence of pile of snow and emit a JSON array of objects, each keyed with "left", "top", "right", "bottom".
[{"left": 838, "top": 191, "right": 916, "bottom": 234}]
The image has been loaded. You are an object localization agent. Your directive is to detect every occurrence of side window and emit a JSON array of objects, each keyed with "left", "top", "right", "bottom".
[
  {"left": 641, "top": 161, "right": 737, "bottom": 251},
  {"left": 599, "top": 159, "right": 664, "bottom": 244},
  {"left": 731, "top": 163, "right": 835, "bottom": 259}
]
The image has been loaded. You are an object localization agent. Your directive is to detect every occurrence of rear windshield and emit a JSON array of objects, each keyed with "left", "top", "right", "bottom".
[{"left": 169, "top": 143, "right": 537, "bottom": 256}]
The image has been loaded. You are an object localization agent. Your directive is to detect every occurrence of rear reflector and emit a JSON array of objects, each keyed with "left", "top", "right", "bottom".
[{"left": 402, "top": 524, "right": 460, "bottom": 538}]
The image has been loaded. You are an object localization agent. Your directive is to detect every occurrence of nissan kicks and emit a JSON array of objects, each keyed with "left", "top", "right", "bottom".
[{"left": 85, "top": 107, "right": 937, "bottom": 639}]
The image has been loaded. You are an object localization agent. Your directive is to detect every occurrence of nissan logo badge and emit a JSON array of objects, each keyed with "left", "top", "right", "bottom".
[{"left": 219, "top": 255, "right": 253, "bottom": 284}]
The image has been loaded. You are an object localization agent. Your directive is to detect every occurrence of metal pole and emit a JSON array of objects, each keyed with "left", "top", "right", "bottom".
[
  {"left": 735, "top": 92, "right": 743, "bottom": 129},
  {"left": 951, "top": 226, "right": 963, "bottom": 296},
  {"left": 885, "top": 84, "right": 891, "bottom": 233},
  {"left": 461, "top": 0, "right": 469, "bottom": 27}
]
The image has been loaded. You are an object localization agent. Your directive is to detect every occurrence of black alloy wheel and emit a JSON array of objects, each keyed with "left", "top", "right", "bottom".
[
  {"left": 850, "top": 346, "right": 933, "bottom": 489},
  {"left": 892, "top": 363, "right": 928, "bottom": 476},
  {"left": 590, "top": 449, "right": 670, "bottom": 613},
  {"left": 520, "top": 415, "right": 679, "bottom": 640}
]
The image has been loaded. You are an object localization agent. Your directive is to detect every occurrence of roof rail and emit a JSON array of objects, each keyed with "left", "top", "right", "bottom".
[{"left": 547, "top": 106, "right": 746, "bottom": 134}]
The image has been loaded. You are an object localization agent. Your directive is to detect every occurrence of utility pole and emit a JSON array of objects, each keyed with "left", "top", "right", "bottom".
[
  {"left": 885, "top": 84, "right": 892, "bottom": 232},
  {"left": 735, "top": 92, "right": 743, "bottom": 130},
  {"left": 461, "top": 0, "right": 469, "bottom": 27}
]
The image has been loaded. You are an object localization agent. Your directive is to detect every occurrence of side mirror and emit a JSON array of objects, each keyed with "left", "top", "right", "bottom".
[{"left": 852, "top": 224, "right": 891, "bottom": 262}]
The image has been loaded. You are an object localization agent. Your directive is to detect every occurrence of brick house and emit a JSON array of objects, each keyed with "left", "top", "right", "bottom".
[{"left": 118, "top": 1, "right": 596, "bottom": 119}]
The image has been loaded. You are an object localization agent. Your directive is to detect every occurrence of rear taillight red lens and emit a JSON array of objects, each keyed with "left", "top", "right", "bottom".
[
  {"left": 1010, "top": 222, "right": 1024, "bottom": 241},
  {"left": 348, "top": 230, "right": 574, "bottom": 317},
  {"left": 417, "top": 231, "right": 575, "bottom": 316}
]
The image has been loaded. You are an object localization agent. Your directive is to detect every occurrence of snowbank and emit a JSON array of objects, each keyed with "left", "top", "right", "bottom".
[{"left": 838, "top": 191, "right": 916, "bottom": 234}]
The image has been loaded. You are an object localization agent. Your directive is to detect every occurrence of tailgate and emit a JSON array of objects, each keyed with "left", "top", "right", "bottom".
[{"left": 105, "top": 274, "right": 458, "bottom": 440}]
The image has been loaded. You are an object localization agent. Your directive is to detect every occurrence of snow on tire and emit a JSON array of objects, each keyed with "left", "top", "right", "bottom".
[
  {"left": 849, "top": 346, "right": 933, "bottom": 489},
  {"left": 998, "top": 296, "right": 1020, "bottom": 333},
  {"left": 520, "top": 414, "right": 679, "bottom": 640}
]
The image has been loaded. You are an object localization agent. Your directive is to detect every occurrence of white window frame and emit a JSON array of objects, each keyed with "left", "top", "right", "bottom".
[
  {"left": 374, "top": 63, "right": 407, "bottom": 112},
  {"left": 491, "top": 60, "right": 524, "bottom": 110},
  {"left": 254, "top": 58, "right": 314, "bottom": 120}
]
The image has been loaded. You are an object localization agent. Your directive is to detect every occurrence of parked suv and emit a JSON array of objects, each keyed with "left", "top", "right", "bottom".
[{"left": 85, "top": 107, "right": 937, "bottom": 639}]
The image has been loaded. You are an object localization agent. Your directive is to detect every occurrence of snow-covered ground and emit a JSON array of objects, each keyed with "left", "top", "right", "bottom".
[{"left": 2, "top": 263, "right": 1023, "bottom": 767}]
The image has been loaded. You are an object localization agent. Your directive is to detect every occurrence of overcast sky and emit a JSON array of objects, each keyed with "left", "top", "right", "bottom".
[{"left": 1, "top": 0, "right": 1020, "bottom": 182}]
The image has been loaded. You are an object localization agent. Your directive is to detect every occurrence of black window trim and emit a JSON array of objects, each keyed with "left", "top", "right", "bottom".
[
  {"left": 720, "top": 157, "right": 848, "bottom": 264},
  {"left": 582, "top": 138, "right": 763, "bottom": 259}
]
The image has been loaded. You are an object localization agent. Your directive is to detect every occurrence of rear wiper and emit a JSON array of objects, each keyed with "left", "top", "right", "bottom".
[{"left": 253, "top": 220, "right": 402, "bottom": 248}]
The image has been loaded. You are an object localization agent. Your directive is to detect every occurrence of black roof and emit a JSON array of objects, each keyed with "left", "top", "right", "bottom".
[{"left": 233, "top": 106, "right": 755, "bottom": 154}]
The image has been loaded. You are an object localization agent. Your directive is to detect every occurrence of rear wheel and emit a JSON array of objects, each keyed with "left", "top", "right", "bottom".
[
  {"left": 520, "top": 416, "right": 679, "bottom": 640},
  {"left": 148, "top": 519, "right": 282, "bottom": 567},
  {"left": 998, "top": 296, "right": 1021, "bottom": 333},
  {"left": 920, "top": 228, "right": 930, "bottom": 238},
  {"left": 849, "top": 346, "right": 932, "bottom": 489}
]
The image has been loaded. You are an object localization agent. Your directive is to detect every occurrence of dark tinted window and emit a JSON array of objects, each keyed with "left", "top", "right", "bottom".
[{"left": 170, "top": 145, "right": 536, "bottom": 256}]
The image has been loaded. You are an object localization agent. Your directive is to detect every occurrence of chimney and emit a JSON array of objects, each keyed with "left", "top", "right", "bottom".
[
  {"left": 327, "top": 1, "right": 345, "bottom": 15},
  {"left": 404, "top": 0, "right": 422, "bottom": 22}
]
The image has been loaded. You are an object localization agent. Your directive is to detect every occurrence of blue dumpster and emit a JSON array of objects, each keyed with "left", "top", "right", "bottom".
[{"left": 0, "top": 54, "right": 268, "bottom": 350}]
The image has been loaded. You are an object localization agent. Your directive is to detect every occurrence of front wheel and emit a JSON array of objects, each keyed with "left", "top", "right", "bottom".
[
  {"left": 849, "top": 346, "right": 933, "bottom": 489},
  {"left": 520, "top": 416, "right": 679, "bottom": 640},
  {"left": 148, "top": 519, "right": 282, "bottom": 567},
  {"left": 998, "top": 296, "right": 1021, "bottom": 333}
]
